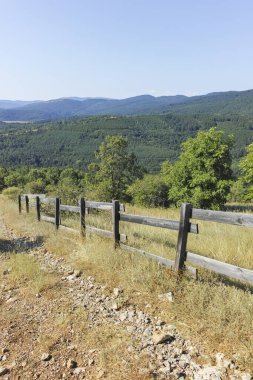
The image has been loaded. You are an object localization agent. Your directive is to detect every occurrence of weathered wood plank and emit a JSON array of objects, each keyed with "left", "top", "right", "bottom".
[
  {"left": 59, "top": 225, "right": 79, "bottom": 234},
  {"left": 192, "top": 208, "right": 253, "bottom": 228},
  {"left": 25, "top": 195, "right": 29, "bottom": 214},
  {"left": 80, "top": 198, "right": 86, "bottom": 237},
  {"left": 40, "top": 197, "right": 56, "bottom": 204},
  {"left": 174, "top": 203, "right": 191, "bottom": 271},
  {"left": 86, "top": 225, "right": 113, "bottom": 239},
  {"left": 186, "top": 251, "right": 253, "bottom": 284},
  {"left": 55, "top": 198, "right": 60, "bottom": 229},
  {"left": 18, "top": 195, "right": 21, "bottom": 214},
  {"left": 24, "top": 194, "right": 46, "bottom": 199},
  {"left": 86, "top": 201, "right": 125, "bottom": 212},
  {"left": 85, "top": 225, "right": 127, "bottom": 241},
  {"left": 119, "top": 213, "right": 198, "bottom": 234},
  {"left": 112, "top": 200, "right": 120, "bottom": 248},
  {"left": 119, "top": 243, "right": 197, "bottom": 277},
  {"left": 41, "top": 215, "right": 55, "bottom": 223},
  {"left": 60, "top": 205, "right": 80, "bottom": 213},
  {"left": 36, "top": 196, "right": 41, "bottom": 221},
  {"left": 120, "top": 243, "right": 174, "bottom": 268}
]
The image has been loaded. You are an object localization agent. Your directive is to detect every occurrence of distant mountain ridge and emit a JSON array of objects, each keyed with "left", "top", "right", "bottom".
[{"left": 0, "top": 89, "right": 253, "bottom": 121}]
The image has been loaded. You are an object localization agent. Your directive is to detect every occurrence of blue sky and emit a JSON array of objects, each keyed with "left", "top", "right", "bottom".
[{"left": 0, "top": 0, "right": 253, "bottom": 100}]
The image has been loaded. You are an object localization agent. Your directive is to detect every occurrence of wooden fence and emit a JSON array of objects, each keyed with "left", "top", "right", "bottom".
[{"left": 18, "top": 194, "right": 253, "bottom": 285}]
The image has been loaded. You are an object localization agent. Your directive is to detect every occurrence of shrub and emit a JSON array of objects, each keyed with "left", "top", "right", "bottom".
[
  {"left": 2, "top": 186, "right": 22, "bottom": 200},
  {"left": 127, "top": 174, "right": 169, "bottom": 207}
]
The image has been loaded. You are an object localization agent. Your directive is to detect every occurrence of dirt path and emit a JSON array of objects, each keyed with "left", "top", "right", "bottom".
[{"left": 0, "top": 217, "right": 251, "bottom": 380}]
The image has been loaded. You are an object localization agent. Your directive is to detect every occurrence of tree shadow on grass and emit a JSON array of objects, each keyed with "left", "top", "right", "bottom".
[{"left": 0, "top": 236, "right": 44, "bottom": 254}]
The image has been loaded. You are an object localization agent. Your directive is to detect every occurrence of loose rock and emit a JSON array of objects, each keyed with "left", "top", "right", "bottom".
[
  {"left": 41, "top": 353, "right": 52, "bottom": 362},
  {"left": 153, "top": 332, "right": 174, "bottom": 345},
  {"left": 67, "top": 359, "right": 77, "bottom": 369},
  {"left": 0, "top": 368, "right": 10, "bottom": 376}
]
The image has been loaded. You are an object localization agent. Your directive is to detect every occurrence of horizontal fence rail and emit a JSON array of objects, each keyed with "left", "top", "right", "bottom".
[
  {"left": 119, "top": 213, "right": 198, "bottom": 233},
  {"left": 192, "top": 208, "right": 253, "bottom": 228},
  {"left": 17, "top": 194, "right": 253, "bottom": 286},
  {"left": 60, "top": 205, "right": 80, "bottom": 213},
  {"left": 41, "top": 215, "right": 55, "bottom": 224},
  {"left": 40, "top": 197, "right": 57, "bottom": 204},
  {"left": 186, "top": 251, "right": 253, "bottom": 285}
]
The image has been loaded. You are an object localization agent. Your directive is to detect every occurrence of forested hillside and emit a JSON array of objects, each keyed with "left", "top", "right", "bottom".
[
  {"left": 0, "top": 113, "right": 253, "bottom": 172},
  {"left": 1, "top": 89, "right": 253, "bottom": 121}
]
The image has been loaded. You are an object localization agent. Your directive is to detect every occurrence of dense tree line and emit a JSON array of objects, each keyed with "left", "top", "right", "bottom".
[{"left": 1, "top": 129, "right": 253, "bottom": 209}]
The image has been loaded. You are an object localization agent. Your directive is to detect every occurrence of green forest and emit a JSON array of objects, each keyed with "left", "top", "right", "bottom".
[
  {"left": 0, "top": 112, "right": 253, "bottom": 173},
  {"left": 1, "top": 129, "right": 253, "bottom": 210}
]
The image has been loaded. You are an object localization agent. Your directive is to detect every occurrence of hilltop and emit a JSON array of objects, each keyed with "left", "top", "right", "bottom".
[{"left": 1, "top": 89, "right": 253, "bottom": 121}]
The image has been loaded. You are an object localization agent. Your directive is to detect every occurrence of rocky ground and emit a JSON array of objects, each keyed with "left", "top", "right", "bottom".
[{"left": 0, "top": 217, "right": 252, "bottom": 380}]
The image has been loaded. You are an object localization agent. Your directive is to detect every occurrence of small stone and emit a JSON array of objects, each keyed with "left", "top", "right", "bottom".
[
  {"left": 67, "top": 359, "right": 77, "bottom": 369},
  {"left": 119, "top": 312, "right": 128, "bottom": 321},
  {"left": 6, "top": 297, "right": 18, "bottom": 304},
  {"left": 194, "top": 366, "right": 222, "bottom": 380},
  {"left": 3, "top": 268, "right": 11, "bottom": 275},
  {"left": 1, "top": 349, "right": 9, "bottom": 354},
  {"left": 113, "top": 287, "right": 122, "bottom": 297},
  {"left": 241, "top": 374, "right": 252, "bottom": 380},
  {"left": 41, "top": 353, "right": 52, "bottom": 361},
  {"left": 112, "top": 302, "right": 119, "bottom": 310},
  {"left": 215, "top": 352, "right": 224, "bottom": 366},
  {"left": 156, "top": 319, "right": 165, "bottom": 326},
  {"left": 152, "top": 332, "right": 174, "bottom": 345},
  {"left": 73, "top": 367, "right": 85, "bottom": 375},
  {"left": 97, "top": 369, "right": 105, "bottom": 378},
  {"left": 73, "top": 270, "right": 82, "bottom": 278},
  {"left": 88, "top": 359, "right": 94, "bottom": 366},
  {"left": 0, "top": 368, "right": 10, "bottom": 376},
  {"left": 158, "top": 292, "right": 174, "bottom": 302},
  {"left": 67, "top": 345, "right": 77, "bottom": 351}
]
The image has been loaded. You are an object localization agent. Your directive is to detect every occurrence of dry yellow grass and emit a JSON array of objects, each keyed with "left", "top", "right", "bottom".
[
  {"left": 1, "top": 195, "right": 253, "bottom": 371},
  {"left": 2, "top": 254, "right": 59, "bottom": 295}
]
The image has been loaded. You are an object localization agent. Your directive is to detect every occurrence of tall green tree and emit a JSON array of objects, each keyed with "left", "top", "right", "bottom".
[
  {"left": 0, "top": 166, "right": 8, "bottom": 191},
  {"left": 168, "top": 128, "right": 233, "bottom": 209},
  {"left": 238, "top": 143, "right": 253, "bottom": 201},
  {"left": 86, "top": 135, "right": 144, "bottom": 201}
]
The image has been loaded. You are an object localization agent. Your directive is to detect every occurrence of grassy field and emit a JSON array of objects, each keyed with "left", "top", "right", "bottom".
[{"left": 1, "top": 196, "right": 253, "bottom": 371}]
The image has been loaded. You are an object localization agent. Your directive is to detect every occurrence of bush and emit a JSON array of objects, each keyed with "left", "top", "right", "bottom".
[
  {"left": 127, "top": 174, "right": 169, "bottom": 207},
  {"left": 2, "top": 186, "right": 22, "bottom": 200}
]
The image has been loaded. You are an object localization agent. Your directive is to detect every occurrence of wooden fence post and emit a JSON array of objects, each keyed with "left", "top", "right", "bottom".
[
  {"left": 174, "top": 202, "right": 192, "bottom": 272},
  {"left": 25, "top": 195, "right": 29, "bottom": 214},
  {"left": 18, "top": 195, "right": 21, "bottom": 214},
  {"left": 55, "top": 197, "right": 60, "bottom": 229},
  {"left": 80, "top": 197, "right": 86, "bottom": 237},
  {"left": 112, "top": 200, "right": 120, "bottom": 248},
  {"left": 36, "top": 196, "right": 41, "bottom": 221}
]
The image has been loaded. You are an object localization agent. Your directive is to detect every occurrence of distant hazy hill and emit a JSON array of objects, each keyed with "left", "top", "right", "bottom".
[
  {"left": 0, "top": 100, "right": 40, "bottom": 110},
  {"left": 1, "top": 90, "right": 253, "bottom": 121},
  {"left": 0, "top": 95, "right": 187, "bottom": 121}
]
